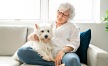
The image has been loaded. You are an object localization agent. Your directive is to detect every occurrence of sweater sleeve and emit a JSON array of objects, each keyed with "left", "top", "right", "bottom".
[{"left": 65, "top": 27, "right": 80, "bottom": 52}]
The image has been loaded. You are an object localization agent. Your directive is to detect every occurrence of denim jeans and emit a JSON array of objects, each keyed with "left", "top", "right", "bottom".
[{"left": 17, "top": 46, "right": 81, "bottom": 66}]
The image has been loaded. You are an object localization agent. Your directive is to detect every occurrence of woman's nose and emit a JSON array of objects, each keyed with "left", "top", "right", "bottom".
[{"left": 59, "top": 14, "right": 63, "bottom": 18}]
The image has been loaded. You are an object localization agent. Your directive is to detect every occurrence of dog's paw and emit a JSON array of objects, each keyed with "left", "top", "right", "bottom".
[
  {"left": 50, "top": 57, "right": 55, "bottom": 62},
  {"left": 10, "top": 60, "right": 21, "bottom": 66},
  {"left": 42, "top": 56, "right": 51, "bottom": 61}
]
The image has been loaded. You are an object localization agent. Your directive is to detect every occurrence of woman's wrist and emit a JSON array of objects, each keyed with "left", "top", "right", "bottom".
[
  {"left": 61, "top": 49, "right": 68, "bottom": 54},
  {"left": 62, "top": 46, "right": 74, "bottom": 53}
]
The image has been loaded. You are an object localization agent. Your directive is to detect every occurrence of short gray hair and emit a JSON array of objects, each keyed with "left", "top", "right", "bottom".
[{"left": 57, "top": 3, "right": 75, "bottom": 20}]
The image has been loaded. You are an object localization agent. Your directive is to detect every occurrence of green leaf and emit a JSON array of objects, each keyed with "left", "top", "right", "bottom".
[
  {"left": 106, "top": 10, "right": 108, "bottom": 14},
  {"left": 106, "top": 29, "right": 108, "bottom": 32}
]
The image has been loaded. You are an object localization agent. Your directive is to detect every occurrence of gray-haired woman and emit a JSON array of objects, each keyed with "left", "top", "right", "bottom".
[{"left": 17, "top": 3, "right": 81, "bottom": 66}]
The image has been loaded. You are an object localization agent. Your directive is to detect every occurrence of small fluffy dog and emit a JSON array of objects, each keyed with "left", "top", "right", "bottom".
[
  {"left": 11, "top": 22, "right": 64, "bottom": 66},
  {"left": 31, "top": 22, "right": 55, "bottom": 61}
]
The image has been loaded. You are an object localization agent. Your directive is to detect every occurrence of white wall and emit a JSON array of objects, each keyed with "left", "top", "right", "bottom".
[
  {"left": 76, "top": 23, "right": 108, "bottom": 52},
  {"left": 100, "top": 0, "right": 108, "bottom": 20}
]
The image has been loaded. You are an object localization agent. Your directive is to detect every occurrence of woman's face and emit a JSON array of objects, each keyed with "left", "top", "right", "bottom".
[{"left": 56, "top": 9, "right": 70, "bottom": 24}]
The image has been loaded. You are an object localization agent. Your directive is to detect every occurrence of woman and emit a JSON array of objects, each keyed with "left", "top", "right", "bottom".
[{"left": 17, "top": 3, "right": 81, "bottom": 66}]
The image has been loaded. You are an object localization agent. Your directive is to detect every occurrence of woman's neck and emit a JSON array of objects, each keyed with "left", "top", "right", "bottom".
[{"left": 56, "top": 21, "right": 67, "bottom": 28}]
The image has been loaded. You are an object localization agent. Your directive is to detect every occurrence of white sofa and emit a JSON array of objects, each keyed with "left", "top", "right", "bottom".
[{"left": 0, "top": 25, "right": 108, "bottom": 66}]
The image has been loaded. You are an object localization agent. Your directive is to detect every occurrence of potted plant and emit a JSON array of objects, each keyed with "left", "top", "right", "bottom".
[{"left": 102, "top": 10, "right": 108, "bottom": 31}]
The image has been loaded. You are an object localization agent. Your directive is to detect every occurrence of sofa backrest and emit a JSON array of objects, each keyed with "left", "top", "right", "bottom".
[
  {"left": 0, "top": 25, "right": 27, "bottom": 56},
  {"left": 0, "top": 23, "right": 107, "bottom": 56},
  {"left": 27, "top": 26, "right": 34, "bottom": 37}
]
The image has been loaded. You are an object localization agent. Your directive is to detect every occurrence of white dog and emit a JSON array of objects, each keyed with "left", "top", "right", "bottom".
[{"left": 11, "top": 22, "right": 65, "bottom": 66}]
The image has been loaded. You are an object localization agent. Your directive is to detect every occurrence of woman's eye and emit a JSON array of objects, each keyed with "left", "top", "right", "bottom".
[{"left": 41, "top": 30, "right": 44, "bottom": 33}]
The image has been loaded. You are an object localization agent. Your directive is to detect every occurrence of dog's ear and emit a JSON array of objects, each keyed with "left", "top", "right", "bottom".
[{"left": 35, "top": 24, "right": 39, "bottom": 29}]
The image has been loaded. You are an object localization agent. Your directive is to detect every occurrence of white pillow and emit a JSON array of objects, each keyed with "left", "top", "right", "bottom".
[{"left": 0, "top": 25, "right": 27, "bottom": 56}]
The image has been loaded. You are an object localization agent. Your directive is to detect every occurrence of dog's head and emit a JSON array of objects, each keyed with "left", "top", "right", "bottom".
[{"left": 34, "top": 22, "right": 53, "bottom": 43}]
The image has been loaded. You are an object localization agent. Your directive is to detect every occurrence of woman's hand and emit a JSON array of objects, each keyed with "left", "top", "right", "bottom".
[
  {"left": 55, "top": 50, "right": 65, "bottom": 66},
  {"left": 27, "top": 33, "right": 39, "bottom": 42}
]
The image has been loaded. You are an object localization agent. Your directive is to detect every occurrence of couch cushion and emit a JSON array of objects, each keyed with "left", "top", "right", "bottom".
[
  {"left": 0, "top": 25, "right": 27, "bottom": 55},
  {"left": 76, "top": 29, "right": 91, "bottom": 64},
  {"left": 27, "top": 26, "right": 34, "bottom": 36},
  {"left": 0, "top": 56, "right": 12, "bottom": 66},
  {"left": 27, "top": 26, "right": 34, "bottom": 42},
  {"left": 0, "top": 56, "right": 87, "bottom": 66},
  {"left": 21, "top": 63, "right": 87, "bottom": 66},
  {"left": 21, "top": 64, "right": 42, "bottom": 66}
]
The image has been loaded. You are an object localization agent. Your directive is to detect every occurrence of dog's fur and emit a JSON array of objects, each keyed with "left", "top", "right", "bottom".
[
  {"left": 11, "top": 22, "right": 64, "bottom": 66},
  {"left": 32, "top": 22, "right": 55, "bottom": 61}
]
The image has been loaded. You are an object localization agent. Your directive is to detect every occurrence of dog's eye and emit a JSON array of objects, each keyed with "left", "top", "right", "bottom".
[
  {"left": 47, "top": 30, "right": 49, "bottom": 32},
  {"left": 41, "top": 30, "right": 44, "bottom": 33}
]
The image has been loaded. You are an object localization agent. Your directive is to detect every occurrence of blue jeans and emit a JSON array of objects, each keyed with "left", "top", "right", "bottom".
[{"left": 17, "top": 46, "right": 81, "bottom": 66}]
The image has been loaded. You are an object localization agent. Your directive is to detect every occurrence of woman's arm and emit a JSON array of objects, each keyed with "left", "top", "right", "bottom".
[
  {"left": 65, "top": 27, "right": 80, "bottom": 52},
  {"left": 55, "top": 26, "right": 80, "bottom": 66},
  {"left": 62, "top": 46, "right": 74, "bottom": 53}
]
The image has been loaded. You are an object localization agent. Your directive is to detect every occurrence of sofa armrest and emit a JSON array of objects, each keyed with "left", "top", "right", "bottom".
[{"left": 87, "top": 44, "right": 108, "bottom": 66}]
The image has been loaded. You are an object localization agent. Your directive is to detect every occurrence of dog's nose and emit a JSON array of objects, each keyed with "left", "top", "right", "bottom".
[{"left": 44, "top": 35, "right": 48, "bottom": 39}]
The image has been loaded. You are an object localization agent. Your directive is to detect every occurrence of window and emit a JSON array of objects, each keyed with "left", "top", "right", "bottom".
[
  {"left": 49, "top": 0, "right": 94, "bottom": 22},
  {"left": 0, "top": 0, "right": 40, "bottom": 20},
  {"left": 0, "top": 0, "right": 100, "bottom": 24}
]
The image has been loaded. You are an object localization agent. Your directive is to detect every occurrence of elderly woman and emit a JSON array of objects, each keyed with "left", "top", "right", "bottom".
[{"left": 17, "top": 3, "right": 81, "bottom": 66}]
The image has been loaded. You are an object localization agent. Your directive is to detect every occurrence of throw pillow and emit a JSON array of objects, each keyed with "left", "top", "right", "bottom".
[{"left": 76, "top": 29, "right": 91, "bottom": 64}]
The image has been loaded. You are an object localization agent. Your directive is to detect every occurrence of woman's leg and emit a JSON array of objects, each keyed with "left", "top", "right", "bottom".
[
  {"left": 62, "top": 52, "right": 81, "bottom": 66},
  {"left": 17, "top": 46, "right": 55, "bottom": 66}
]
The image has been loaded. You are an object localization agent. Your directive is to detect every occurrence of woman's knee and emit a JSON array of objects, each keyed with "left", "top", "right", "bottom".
[
  {"left": 17, "top": 47, "right": 32, "bottom": 56},
  {"left": 63, "top": 53, "right": 79, "bottom": 60},
  {"left": 17, "top": 46, "right": 43, "bottom": 61},
  {"left": 62, "top": 53, "right": 81, "bottom": 66},
  {"left": 17, "top": 46, "right": 39, "bottom": 64}
]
